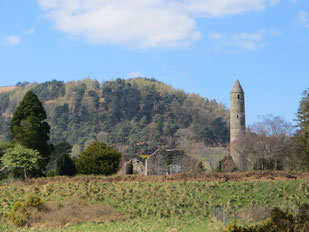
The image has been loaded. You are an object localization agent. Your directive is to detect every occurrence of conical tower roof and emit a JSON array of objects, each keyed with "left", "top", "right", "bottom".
[{"left": 231, "top": 79, "right": 244, "bottom": 93}]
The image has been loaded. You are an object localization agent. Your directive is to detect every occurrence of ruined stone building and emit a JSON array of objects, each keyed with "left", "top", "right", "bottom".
[
  {"left": 125, "top": 149, "right": 196, "bottom": 176},
  {"left": 230, "top": 79, "right": 246, "bottom": 170},
  {"left": 145, "top": 149, "right": 196, "bottom": 175}
]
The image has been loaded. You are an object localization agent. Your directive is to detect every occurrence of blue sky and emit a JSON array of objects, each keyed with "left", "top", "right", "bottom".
[{"left": 0, "top": 0, "right": 308, "bottom": 125}]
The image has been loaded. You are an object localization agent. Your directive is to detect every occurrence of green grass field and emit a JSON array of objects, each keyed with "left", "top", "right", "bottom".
[{"left": 0, "top": 173, "right": 308, "bottom": 231}]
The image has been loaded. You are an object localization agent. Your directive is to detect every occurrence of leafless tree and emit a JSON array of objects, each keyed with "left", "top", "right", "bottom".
[
  {"left": 232, "top": 115, "right": 294, "bottom": 170},
  {"left": 175, "top": 128, "right": 226, "bottom": 170}
]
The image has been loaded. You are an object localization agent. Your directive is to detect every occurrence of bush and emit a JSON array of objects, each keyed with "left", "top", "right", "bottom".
[
  {"left": 253, "top": 158, "right": 283, "bottom": 171},
  {"left": 224, "top": 204, "right": 309, "bottom": 232},
  {"left": 25, "top": 196, "right": 43, "bottom": 207},
  {"left": 46, "top": 169, "right": 56, "bottom": 177},
  {"left": 75, "top": 142, "right": 122, "bottom": 175},
  {"left": 55, "top": 154, "right": 76, "bottom": 176},
  {"left": 7, "top": 196, "right": 43, "bottom": 227},
  {"left": 217, "top": 155, "right": 236, "bottom": 172},
  {"left": 224, "top": 219, "right": 275, "bottom": 232}
]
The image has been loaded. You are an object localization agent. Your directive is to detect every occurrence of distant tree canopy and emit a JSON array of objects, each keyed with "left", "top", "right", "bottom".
[
  {"left": 0, "top": 78, "right": 229, "bottom": 157},
  {"left": 10, "top": 90, "right": 52, "bottom": 175},
  {"left": 75, "top": 142, "right": 122, "bottom": 175}
]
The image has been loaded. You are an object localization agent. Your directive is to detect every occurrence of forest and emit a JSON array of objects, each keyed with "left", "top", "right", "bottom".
[{"left": 0, "top": 78, "right": 229, "bottom": 159}]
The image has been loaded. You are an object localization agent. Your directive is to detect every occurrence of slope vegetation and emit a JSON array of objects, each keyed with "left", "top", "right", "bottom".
[{"left": 0, "top": 78, "right": 229, "bottom": 157}]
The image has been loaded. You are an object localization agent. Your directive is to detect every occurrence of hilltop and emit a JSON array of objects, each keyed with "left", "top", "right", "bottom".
[{"left": 0, "top": 86, "right": 17, "bottom": 94}]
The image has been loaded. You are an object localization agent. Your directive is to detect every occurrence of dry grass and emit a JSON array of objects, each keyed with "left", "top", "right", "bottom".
[
  {"left": 0, "top": 86, "right": 17, "bottom": 93},
  {"left": 3, "top": 171, "right": 308, "bottom": 187},
  {"left": 238, "top": 207, "right": 271, "bottom": 222},
  {"left": 28, "top": 198, "right": 124, "bottom": 228}
]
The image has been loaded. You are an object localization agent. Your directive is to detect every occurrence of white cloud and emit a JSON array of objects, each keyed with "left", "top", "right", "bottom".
[
  {"left": 209, "top": 30, "right": 278, "bottom": 51},
  {"left": 185, "top": 0, "right": 267, "bottom": 17},
  {"left": 38, "top": 0, "right": 278, "bottom": 48},
  {"left": 297, "top": 10, "right": 309, "bottom": 28},
  {"left": 1, "top": 35, "right": 21, "bottom": 45},
  {"left": 38, "top": 0, "right": 200, "bottom": 48},
  {"left": 126, "top": 72, "right": 145, "bottom": 78},
  {"left": 26, "top": 28, "right": 35, "bottom": 34}
]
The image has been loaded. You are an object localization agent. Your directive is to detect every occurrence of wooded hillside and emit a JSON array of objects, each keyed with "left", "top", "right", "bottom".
[{"left": 0, "top": 78, "right": 229, "bottom": 156}]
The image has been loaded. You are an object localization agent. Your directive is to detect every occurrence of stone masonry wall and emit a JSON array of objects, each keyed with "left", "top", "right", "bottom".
[{"left": 145, "top": 149, "right": 196, "bottom": 176}]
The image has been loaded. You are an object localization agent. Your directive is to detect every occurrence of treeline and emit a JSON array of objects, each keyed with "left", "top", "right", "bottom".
[{"left": 0, "top": 78, "right": 229, "bottom": 156}]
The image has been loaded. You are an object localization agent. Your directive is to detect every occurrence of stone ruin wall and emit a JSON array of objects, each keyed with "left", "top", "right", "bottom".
[{"left": 145, "top": 149, "right": 196, "bottom": 176}]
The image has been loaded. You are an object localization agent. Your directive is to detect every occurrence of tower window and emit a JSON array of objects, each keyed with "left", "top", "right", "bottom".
[
  {"left": 237, "top": 115, "right": 239, "bottom": 118},
  {"left": 237, "top": 95, "right": 240, "bottom": 99}
]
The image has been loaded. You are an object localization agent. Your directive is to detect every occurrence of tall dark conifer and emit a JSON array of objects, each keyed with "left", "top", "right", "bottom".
[
  {"left": 295, "top": 88, "right": 309, "bottom": 169},
  {"left": 10, "top": 90, "right": 52, "bottom": 175}
]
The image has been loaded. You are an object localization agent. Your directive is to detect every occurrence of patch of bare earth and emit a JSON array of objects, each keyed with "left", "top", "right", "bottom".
[
  {"left": 2, "top": 112, "right": 13, "bottom": 118},
  {"left": 28, "top": 199, "right": 124, "bottom": 229},
  {"left": 45, "top": 99, "right": 56, "bottom": 104}
]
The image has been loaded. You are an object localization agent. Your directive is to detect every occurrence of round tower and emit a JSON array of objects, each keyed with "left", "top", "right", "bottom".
[{"left": 230, "top": 79, "right": 246, "bottom": 169}]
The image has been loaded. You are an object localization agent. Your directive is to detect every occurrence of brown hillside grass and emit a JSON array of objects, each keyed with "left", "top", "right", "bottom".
[
  {"left": 0, "top": 86, "right": 17, "bottom": 93},
  {"left": 28, "top": 199, "right": 124, "bottom": 229},
  {"left": 3, "top": 171, "right": 309, "bottom": 187},
  {"left": 45, "top": 99, "right": 56, "bottom": 104}
]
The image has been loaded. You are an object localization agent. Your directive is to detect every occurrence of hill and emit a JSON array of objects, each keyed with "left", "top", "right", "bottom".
[{"left": 0, "top": 78, "right": 229, "bottom": 162}]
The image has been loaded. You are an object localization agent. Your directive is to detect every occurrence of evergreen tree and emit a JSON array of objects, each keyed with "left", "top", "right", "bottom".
[
  {"left": 47, "top": 142, "right": 72, "bottom": 171},
  {"left": 75, "top": 142, "right": 122, "bottom": 175},
  {"left": 294, "top": 88, "right": 309, "bottom": 169},
  {"left": 56, "top": 153, "right": 76, "bottom": 176},
  {"left": 10, "top": 91, "right": 52, "bottom": 175}
]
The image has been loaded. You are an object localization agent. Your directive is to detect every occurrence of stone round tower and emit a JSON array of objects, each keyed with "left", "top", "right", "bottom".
[{"left": 230, "top": 79, "right": 246, "bottom": 169}]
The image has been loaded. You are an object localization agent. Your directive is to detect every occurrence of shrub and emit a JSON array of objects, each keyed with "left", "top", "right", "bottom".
[
  {"left": 25, "top": 196, "right": 43, "bottom": 207},
  {"left": 55, "top": 154, "right": 76, "bottom": 176},
  {"left": 7, "top": 196, "right": 43, "bottom": 227},
  {"left": 224, "top": 219, "right": 276, "bottom": 232},
  {"left": 253, "top": 158, "right": 282, "bottom": 171},
  {"left": 218, "top": 155, "right": 236, "bottom": 172},
  {"left": 224, "top": 204, "right": 309, "bottom": 232},
  {"left": 46, "top": 169, "right": 56, "bottom": 177},
  {"left": 75, "top": 142, "right": 122, "bottom": 175}
]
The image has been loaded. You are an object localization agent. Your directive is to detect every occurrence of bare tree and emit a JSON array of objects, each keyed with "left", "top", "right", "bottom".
[
  {"left": 232, "top": 115, "right": 294, "bottom": 170},
  {"left": 175, "top": 128, "right": 226, "bottom": 171}
]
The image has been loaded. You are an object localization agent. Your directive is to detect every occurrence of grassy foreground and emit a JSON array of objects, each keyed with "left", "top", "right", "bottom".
[{"left": 0, "top": 172, "right": 309, "bottom": 231}]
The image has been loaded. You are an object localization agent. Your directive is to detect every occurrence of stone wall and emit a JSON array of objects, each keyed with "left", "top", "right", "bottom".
[
  {"left": 125, "top": 158, "right": 145, "bottom": 175},
  {"left": 145, "top": 149, "right": 196, "bottom": 176}
]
